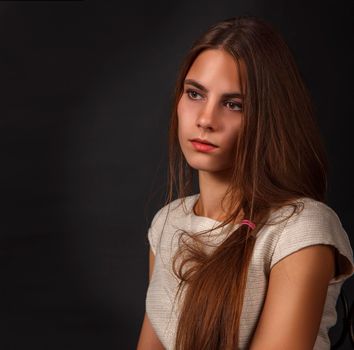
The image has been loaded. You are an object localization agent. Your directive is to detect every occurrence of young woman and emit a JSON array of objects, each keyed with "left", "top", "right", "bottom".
[{"left": 137, "top": 15, "right": 354, "bottom": 350}]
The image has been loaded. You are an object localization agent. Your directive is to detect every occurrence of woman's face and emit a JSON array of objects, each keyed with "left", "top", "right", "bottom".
[{"left": 177, "top": 49, "right": 245, "bottom": 173}]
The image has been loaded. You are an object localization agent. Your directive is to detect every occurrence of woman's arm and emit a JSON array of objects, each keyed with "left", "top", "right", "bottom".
[
  {"left": 136, "top": 248, "right": 165, "bottom": 350},
  {"left": 249, "top": 244, "right": 336, "bottom": 350}
]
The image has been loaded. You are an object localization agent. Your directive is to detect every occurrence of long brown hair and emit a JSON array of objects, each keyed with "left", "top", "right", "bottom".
[{"left": 158, "top": 15, "right": 328, "bottom": 349}]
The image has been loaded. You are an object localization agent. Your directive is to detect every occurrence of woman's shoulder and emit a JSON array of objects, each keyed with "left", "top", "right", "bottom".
[
  {"left": 269, "top": 196, "right": 342, "bottom": 225},
  {"left": 269, "top": 196, "right": 354, "bottom": 284},
  {"left": 269, "top": 196, "right": 349, "bottom": 249},
  {"left": 147, "top": 194, "right": 197, "bottom": 255},
  {"left": 149, "top": 194, "right": 197, "bottom": 230}
]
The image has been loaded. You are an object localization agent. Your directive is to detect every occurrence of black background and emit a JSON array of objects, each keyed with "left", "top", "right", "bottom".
[{"left": 0, "top": 1, "right": 353, "bottom": 349}]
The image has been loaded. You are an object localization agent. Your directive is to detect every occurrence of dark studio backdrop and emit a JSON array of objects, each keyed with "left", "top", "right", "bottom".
[{"left": 0, "top": 1, "right": 353, "bottom": 349}]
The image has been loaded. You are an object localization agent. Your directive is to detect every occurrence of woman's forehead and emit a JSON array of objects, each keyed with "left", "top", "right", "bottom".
[{"left": 185, "top": 49, "right": 247, "bottom": 94}]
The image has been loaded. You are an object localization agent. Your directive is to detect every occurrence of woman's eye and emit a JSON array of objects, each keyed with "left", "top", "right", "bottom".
[
  {"left": 186, "top": 89, "right": 203, "bottom": 100},
  {"left": 225, "top": 101, "right": 242, "bottom": 111}
]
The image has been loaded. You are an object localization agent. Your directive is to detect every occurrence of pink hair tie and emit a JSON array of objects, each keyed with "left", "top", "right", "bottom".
[{"left": 241, "top": 219, "right": 256, "bottom": 230}]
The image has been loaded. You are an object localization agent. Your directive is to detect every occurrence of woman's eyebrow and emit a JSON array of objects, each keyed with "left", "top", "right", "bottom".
[{"left": 184, "top": 79, "right": 244, "bottom": 99}]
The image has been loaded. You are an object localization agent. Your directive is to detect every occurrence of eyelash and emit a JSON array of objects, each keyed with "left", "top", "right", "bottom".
[{"left": 185, "top": 89, "right": 242, "bottom": 112}]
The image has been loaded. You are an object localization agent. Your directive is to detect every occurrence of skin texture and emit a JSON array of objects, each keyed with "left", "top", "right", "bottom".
[
  {"left": 249, "top": 244, "right": 336, "bottom": 349},
  {"left": 138, "top": 48, "right": 337, "bottom": 349}
]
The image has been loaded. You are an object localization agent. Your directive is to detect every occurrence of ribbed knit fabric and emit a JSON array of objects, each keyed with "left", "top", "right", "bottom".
[{"left": 145, "top": 194, "right": 354, "bottom": 349}]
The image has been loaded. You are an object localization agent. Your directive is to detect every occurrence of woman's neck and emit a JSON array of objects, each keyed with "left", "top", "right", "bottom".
[{"left": 195, "top": 169, "right": 240, "bottom": 222}]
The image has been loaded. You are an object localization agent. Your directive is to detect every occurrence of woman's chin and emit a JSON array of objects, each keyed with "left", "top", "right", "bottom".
[{"left": 185, "top": 158, "right": 226, "bottom": 173}]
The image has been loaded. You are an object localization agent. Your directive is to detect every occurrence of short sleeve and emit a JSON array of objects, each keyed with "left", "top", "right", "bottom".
[
  {"left": 147, "top": 226, "right": 157, "bottom": 256},
  {"left": 146, "top": 206, "right": 166, "bottom": 256},
  {"left": 270, "top": 200, "right": 354, "bottom": 285}
]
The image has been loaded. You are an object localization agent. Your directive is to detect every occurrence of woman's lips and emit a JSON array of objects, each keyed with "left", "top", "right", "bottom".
[{"left": 190, "top": 140, "right": 218, "bottom": 152}]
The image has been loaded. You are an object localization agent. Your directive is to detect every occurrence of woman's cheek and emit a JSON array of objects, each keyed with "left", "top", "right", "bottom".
[{"left": 178, "top": 104, "right": 195, "bottom": 132}]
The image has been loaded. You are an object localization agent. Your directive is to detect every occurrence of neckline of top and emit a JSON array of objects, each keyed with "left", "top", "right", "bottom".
[
  {"left": 185, "top": 194, "right": 319, "bottom": 234},
  {"left": 187, "top": 193, "right": 240, "bottom": 228}
]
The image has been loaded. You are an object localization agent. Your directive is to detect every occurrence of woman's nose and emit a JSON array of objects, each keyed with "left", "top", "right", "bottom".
[{"left": 196, "top": 101, "right": 218, "bottom": 130}]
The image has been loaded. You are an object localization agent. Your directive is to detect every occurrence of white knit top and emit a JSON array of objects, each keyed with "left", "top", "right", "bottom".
[{"left": 145, "top": 194, "right": 354, "bottom": 349}]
